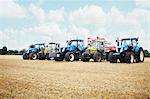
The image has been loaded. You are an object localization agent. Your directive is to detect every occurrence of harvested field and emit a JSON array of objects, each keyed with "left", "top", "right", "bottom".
[{"left": 0, "top": 55, "right": 150, "bottom": 99}]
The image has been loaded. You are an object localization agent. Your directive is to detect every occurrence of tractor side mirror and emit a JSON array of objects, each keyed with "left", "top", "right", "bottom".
[{"left": 116, "top": 40, "right": 119, "bottom": 46}]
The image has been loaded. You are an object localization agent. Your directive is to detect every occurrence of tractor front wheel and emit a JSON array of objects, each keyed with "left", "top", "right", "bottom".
[
  {"left": 23, "top": 53, "right": 29, "bottom": 60},
  {"left": 108, "top": 52, "right": 117, "bottom": 63}
]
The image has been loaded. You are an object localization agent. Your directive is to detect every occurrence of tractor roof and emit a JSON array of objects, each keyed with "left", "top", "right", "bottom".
[
  {"left": 48, "top": 42, "right": 59, "bottom": 44},
  {"left": 70, "top": 39, "right": 84, "bottom": 42},
  {"left": 121, "top": 38, "right": 138, "bottom": 41},
  {"left": 34, "top": 43, "right": 45, "bottom": 45}
]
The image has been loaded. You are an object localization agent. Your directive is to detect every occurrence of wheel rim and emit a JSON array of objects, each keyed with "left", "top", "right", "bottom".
[
  {"left": 97, "top": 55, "right": 101, "bottom": 61},
  {"left": 130, "top": 54, "right": 134, "bottom": 63},
  {"left": 69, "top": 54, "right": 74, "bottom": 61},
  {"left": 32, "top": 54, "right": 37, "bottom": 60},
  {"left": 140, "top": 51, "right": 144, "bottom": 61}
]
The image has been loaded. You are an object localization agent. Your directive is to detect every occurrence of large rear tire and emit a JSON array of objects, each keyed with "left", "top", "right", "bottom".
[
  {"left": 124, "top": 52, "right": 134, "bottom": 63},
  {"left": 81, "top": 52, "right": 90, "bottom": 62},
  {"left": 65, "top": 52, "right": 75, "bottom": 62},
  {"left": 29, "top": 53, "right": 37, "bottom": 60},
  {"left": 38, "top": 53, "right": 45, "bottom": 60},
  {"left": 93, "top": 52, "right": 102, "bottom": 62}
]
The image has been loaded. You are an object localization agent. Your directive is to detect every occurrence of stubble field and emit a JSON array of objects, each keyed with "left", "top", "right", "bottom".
[{"left": 0, "top": 55, "right": 150, "bottom": 99}]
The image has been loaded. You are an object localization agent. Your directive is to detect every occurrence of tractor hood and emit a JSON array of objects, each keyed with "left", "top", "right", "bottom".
[
  {"left": 26, "top": 48, "right": 37, "bottom": 53},
  {"left": 88, "top": 47, "right": 97, "bottom": 51},
  {"left": 61, "top": 45, "right": 76, "bottom": 52}
]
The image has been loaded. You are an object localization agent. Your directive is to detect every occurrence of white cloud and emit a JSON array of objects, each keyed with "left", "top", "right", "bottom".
[
  {"left": 70, "top": 5, "right": 106, "bottom": 27},
  {"left": 0, "top": 0, "right": 27, "bottom": 18},
  {"left": 29, "top": 4, "right": 65, "bottom": 24},
  {"left": 47, "top": 7, "right": 65, "bottom": 23},
  {"left": 135, "top": 0, "right": 150, "bottom": 8},
  {"left": 69, "top": 5, "right": 150, "bottom": 50},
  {"left": 0, "top": 4, "right": 150, "bottom": 51},
  {"left": 29, "top": 4, "right": 45, "bottom": 23}
]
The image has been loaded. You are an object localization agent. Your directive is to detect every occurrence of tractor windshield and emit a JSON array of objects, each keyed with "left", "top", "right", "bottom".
[
  {"left": 121, "top": 39, "right": 132, "bottom": 46},
  {"left": 70, "top": 40, "right": 84, "bottom": 47},
  {"left": 45, "top": 44, "right": 56, "bottom": 52},
  {"left": 91, "top": 41, "right": 104, "bottom": 49},
  {"left": 35, "top": 44, "right": 45, "bottom": 50}
]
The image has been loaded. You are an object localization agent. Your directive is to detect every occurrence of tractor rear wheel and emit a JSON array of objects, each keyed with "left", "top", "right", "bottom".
[
  {"left": 38, "top": 53, "right": 45, "bottom": 60},
  {"left": 124, "top": 52, "right": 134, "bottom": 63},
  {"left": 65, "top": 52, "right": 75, "bottom": 62},
  {"left": 93, "top": 52, "right": 102, "bottom": 62},
  {"left": 29, "top": 53, "right": 37, "bottom": 60}
]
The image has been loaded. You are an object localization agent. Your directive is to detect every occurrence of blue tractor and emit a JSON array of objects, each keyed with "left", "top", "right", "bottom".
[
  {"left": 23, "top": 43, "right": 45, "bottom": 60},
  {"left": 54, "top": 39, "right": 87, "bottom": 61},
  {"left": 108, "top": 38, "right": 144, "bottom": 63}
]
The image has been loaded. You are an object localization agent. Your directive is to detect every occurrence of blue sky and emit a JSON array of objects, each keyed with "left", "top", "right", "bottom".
[{"left": 0, "top": 0, "right": 150, "bottom": 51}]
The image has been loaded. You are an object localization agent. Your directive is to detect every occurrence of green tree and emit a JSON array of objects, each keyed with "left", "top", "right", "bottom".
[{"left": 1, "top": 46, "right": 8, "bottom": 55}]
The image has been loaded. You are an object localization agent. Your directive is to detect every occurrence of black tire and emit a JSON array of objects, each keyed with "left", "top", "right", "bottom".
[
  {"left": 81, "top": 52, "right": 90, "bottom": 62},
  {"left": 45, "top": 53, "right": 50, "bottom": 60},
  {"left": 108, "top": 52, "right": 116, "bottom": 63},
  {"left": 93, "top": 52, "right": 102, "bottom": 62},
  {"left": 29, "top": 53, "right": 37, "bottom": 60},
  {"left": 124, "top": 52, "right": 134, "bottom": 63},
  {"left": 65, "top": 52, "right": 75, "bottom": 62},
  {"left": 137, "top": 48, "right": 144, "bottom": 62},
  {"left": 119, "top": 53, "right": 125, "bottom": 63},
  {"left": 38, "top": 53, "right": 45, "bottom": 60},
  {"left": 75, "top": 51, "right": 81, "bottom": 61},
  {"left": 23, "top": 53, "right": 29, "bottom": 60}
]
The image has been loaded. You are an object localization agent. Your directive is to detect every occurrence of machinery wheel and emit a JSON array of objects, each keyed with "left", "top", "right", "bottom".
[
  {"left": 75, "top": 51, "right": 81, "bottom": 61},
  {"left": 65, "top": 52, "right": 75, "bottom": 62},
  {"left": 29, "top": 53, "right": 37, "bottom": 60},
  {"left": 81, "top": 52, "right": 90, "bottom": 62},
  {"left": 93, "top": 52, "right": 102, "bottom": 62},
  {"left": 124, "top": 52, "right": 134, "bottom": 63},
  {"left": 45, "top": 53, "right": 50, "bottom": 60},
  {"left": 38, "top": 53, "right": 45, "bottom": 60},
  {"left": 23, "top": 53, "right": 29, "bottom": 60},
  {"left": 108, "top": 52, "right": 113, "bottom": 61},
  {"left": 108, "top": 52, "right": 116, "bottom": 63},
  {"left": 137, "top": 48, "right": 144, "bottom": 62}
]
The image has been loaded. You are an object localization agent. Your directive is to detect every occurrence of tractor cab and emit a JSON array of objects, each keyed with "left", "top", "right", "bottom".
[
  {"left": 27, "top": 43, "right": 45, "bottom": 53},
  {"left": 45, "top": 43, "right": 60, "bottom": 53},
  {"left": 117, "top": 38, "right": 139, "bottom": 53},
  {"left": 34, "top": 43, "right": 45, "bottom": 51},
  {"left": 66, "top": 39, "right": 85, "bottom": 52}
]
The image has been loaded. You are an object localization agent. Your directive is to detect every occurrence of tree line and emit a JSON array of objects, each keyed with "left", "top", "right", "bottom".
[
  {"left": 0, "top": 46, "right": 26, "bottom": 55},
  {"left": 0, "top": 46, "right": 150, "bottom": 57}
]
